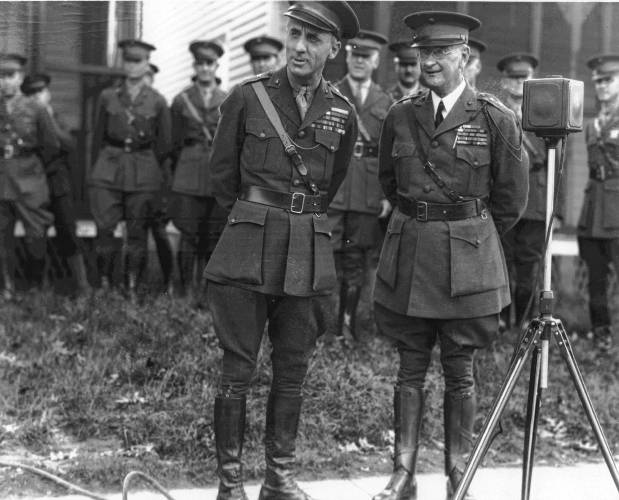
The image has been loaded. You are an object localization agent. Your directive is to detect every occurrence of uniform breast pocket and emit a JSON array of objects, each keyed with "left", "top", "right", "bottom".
[
  {"left": 391, "top": 141, "right": 416, "bottom": 188},
  {"left": 602, "top": 178, "right": 619, "bottom": 229},
  {"left": 312, "top": 128, "right": 341, "bottom": 182},
  {"left": 456, "top": 146, "right": 491, "bottom": 195},
  {"left": 242, "top": 117, "right": 280, "bottom": 172}
]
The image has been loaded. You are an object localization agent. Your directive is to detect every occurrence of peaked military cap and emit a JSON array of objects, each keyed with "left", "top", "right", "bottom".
[
  {"left": 118, "top": 39, "right": 156, "bottom": 61},
  {"left": 497, "top": 53, "right": 538, "bottom": 77},
  {"left": 244, "top": 36, "right": 283, "bottom": 57},
  {"left": 0, "top": 53, "right": 27, "bottom": 72},
  {"left": 468, "top": 38, "right": 487, "bottom": 60},
  {"left": 190, "top": 40, "right": 224, "bottom": 62},
  {"left": 587, "top": 54, "right": 619, "bottom": 80},
  {"left": 284, "top": 1, "right": 359, "bottom": 40},
  {"left": 404, "top": 11, "right": 481, "bottom": 47},
  {"left": 346, "top": 29, "right": 388, "bottom": 55},
  {"left": 388, "top": 41, "right": 419, "bottom": 64},
  {"left": 21, "top": 73, "right": 51, "bottom": 95}
]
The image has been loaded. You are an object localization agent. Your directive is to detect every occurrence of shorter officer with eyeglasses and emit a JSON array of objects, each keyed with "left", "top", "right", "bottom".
[
  {"left": 244, "top": 35, "right": 283, "bottom": 75},
  {"left": 577, "top": 54, "right": 619, "bottom": 352}
]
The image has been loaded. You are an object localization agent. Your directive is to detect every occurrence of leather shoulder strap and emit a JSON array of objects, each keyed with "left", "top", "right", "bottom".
[{"left": 181, "top": 92, "right": 213, "bottom": 142}]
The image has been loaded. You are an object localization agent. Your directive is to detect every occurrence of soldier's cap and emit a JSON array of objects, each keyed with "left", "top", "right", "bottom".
[
  {"left": 497, "top": 53, "right": 538, "bottom": 77},
  {"left": 190, "top": 40, "right": 224, "bottom": 63},
  {"left": 284, "top": 1, "right": 359, "bottom": 40},
  {"left": 0, "top": 53, "right": 27, "bottom": 73},
  {"left": 404, "top": 11, "right": 481, "bottom": 48},
  {"left": 118, "top": 39, "right": 156, "bottom": 61},
  {"left": 346, "top": 29, "right": 388, "bottom": 55},
  {"left": 587, "top": 54, "right": 619, "bottom": 81},
  {"left": 21, "top": 73, "right": 51, "bottom": 95},
  {"left": 147, "top": 63, "right": 159, "bottom": 75},
  {"left": 244, "top": 36, "right": 283, "bottom": 58},
  {"left": 468, "top": 38, "right": 487, "bottom": 60},
  {"left": 388, "top": 41, "right": 419, "bottom": 64}
]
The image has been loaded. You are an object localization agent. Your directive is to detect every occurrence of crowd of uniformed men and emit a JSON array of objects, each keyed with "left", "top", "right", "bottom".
[{"left": 0, "top": 1, "right": 618, "bottom": 498}]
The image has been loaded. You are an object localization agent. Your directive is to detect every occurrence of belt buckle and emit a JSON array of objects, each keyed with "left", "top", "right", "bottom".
[
  {"left": 353, "top": 141, "right": 363, "bottom": 158},
  {"left": 3, "top": 144, "right": 13, "bottom": 159},
  {"left": 290, "top": 192, "right": 305, "bottom": 214},
  {"left": 416, "top": 201, "right": 428, "bottom": 222},
  {"left": 124, "top": 138, "right": 133, "bottom": 153}
]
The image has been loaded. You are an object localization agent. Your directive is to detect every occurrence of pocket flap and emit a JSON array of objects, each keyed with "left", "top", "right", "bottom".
[
  {"left": 313, "top": 215, "right": 332, "bottom": 237},
  {"left": 245, "top": 117, "right": 278, "bottom": 140},
  {"left": 228, "top": 200, "right": 268, "bottom": 226},
  {"left": 314, "top": 128, "right": 341, "bottom": 152},
  {"left": 449, "top": 220, "right": 492, "bottom": 247},
  {"left": 456, "top": 146, "right": 490, "bottom": 168},
  {"left": 391, "top": 141, "right": 415, "bottom": 158}
]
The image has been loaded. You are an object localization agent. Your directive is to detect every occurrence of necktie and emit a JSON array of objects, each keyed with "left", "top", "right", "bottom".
[
  {"left": 353, "top": 81, "right": 364, "bottom": 108},
  {"left": 435, "top": 100, "right": 445, "bottom": 128},
  {"left": 295, "top": 86, "right": 309, "bottom": 120}
]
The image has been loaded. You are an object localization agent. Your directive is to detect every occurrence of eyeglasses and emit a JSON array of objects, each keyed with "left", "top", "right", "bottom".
[
  {"left": 594, "top": 75, "right": 614, "bottom": 85},
  {"left": 418, "top": 46, "right": 460, "bottom": 60}
]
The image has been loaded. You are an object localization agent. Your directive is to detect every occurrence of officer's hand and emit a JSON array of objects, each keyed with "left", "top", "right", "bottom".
[{"left": 378, "top": 199, "right": 393, "bottom": 219}]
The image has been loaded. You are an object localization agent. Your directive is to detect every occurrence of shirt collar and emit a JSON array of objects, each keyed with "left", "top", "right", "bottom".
[
  {"left": 347, "top": 74, "right": 371, "bottom": 91},
  {"left": 431, "top": 78, "right": 466, "bottom": 116}
]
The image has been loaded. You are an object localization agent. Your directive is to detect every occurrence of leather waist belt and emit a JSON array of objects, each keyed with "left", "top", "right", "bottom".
[
  {"left": 184, "top": 137, "right": 212, "bottom": 147},
  {"left": 589, "top": 164, "right": 619, "bottom": 181},
  {"left": 353, "top": 141, "right": 378, "bottom": 158},
  {"left": 239, "top": 186, "right": 327, "bottom": 214},
  {"left": 105, "top": 137, "right": 153, "bottom": 152},
  {"left": 398, "top": 195, "right": 486, "bottom": 222}
]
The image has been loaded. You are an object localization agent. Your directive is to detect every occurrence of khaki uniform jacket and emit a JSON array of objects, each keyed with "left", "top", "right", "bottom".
[
  {"left": 329, "top": 78, "right": 392, "bottom": 214},
  {"left": 89, "top": 83, "right": 172, "bottom": 192},
  {"left": 578, "top": 113, "right": 619, "bottom": 239},
  {"left": 374, "top": 86, "right": 529, "bottom": 318},
  {"left": 204, "top": 67, "right": 357, "bottom": 296},
  {"left": 0, "top": 94, "right": 59, "bottom": 206},
  {"left": 170, "top": 83, "right": 227, "bottom": 197}
]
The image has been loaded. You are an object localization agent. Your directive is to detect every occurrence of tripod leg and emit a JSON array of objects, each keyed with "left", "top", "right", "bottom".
[
  {"left": 553, "top": 320, "right": 619, "bottom": 492},
  {"left": 521, "top": 344, "right": 543, "bottom": 500},
  {"left": 452, "top": 321, "right": 543, "bottom": 500}
]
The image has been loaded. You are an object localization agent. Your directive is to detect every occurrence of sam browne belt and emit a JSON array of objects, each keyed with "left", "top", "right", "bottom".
[
  {"left": 239, "top": 186, "right": 327, "bottom": 214},
  {"left": 398, "top": 195, "right": 487, "bottom": 222}
]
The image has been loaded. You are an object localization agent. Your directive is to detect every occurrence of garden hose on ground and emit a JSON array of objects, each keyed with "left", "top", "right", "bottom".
[{"left": 0, "top": 460, "right": 177, "bottom": 500}]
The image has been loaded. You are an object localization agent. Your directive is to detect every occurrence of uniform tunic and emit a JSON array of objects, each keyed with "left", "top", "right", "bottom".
[
  {"left": 204, "top": 67, "right": 357, "bottom": 297},
  {"left": 374, "top": 86, "right": 528, "bottom": 319}
]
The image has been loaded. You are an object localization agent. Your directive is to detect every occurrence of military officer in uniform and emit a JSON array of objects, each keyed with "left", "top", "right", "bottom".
[
  {"left": 21, "top": 73, "right": 91, "bottom": 294},
  {"left": 329, "top": 30, "right": 392, "bottom": 340},
  {"left": 386, "top": 41, "right": 423, "bottom": 101},
  {"left": 0, "top": 54, "right": 59, "bottom": 298},
  {"left": 89, "top": 40, "right": 172, "bottom": 296},
  {"left": 372, "top": 12, "right": 527, "bottom": 500},
  {"left": 497, "top": 53, "right": 549, "bottom": 329},
  {"left": 463, "top": 38, "right": 486, "bottom": 90},
  {"left": 577, "top": 54, "right": 619, "bottom": 351},
  {"left": 204, "top": 2, "right": 359, "bottom": 498},
  {"left": 169, "top": 40, "right": 227, "bottom": 298},
  {"left": 244, "top": 35, "right": 283, "bottom": 75}
]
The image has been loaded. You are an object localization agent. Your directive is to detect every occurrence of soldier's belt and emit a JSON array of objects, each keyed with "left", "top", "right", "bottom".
[
  {"left": 589, "top": 164, "right": 619, "bottom": 181},
  {"left": 239, "top": 186, "right": 327, "bottom": 214},
  {"left": 353, "top": 141, "right": 378, "bottom": 158},
  {"left": 398, "top": 195, "right": 486, "bottom": 222},
  {"left": 105, "top": 137, "right": 153, "bottom": 152},
  {"left": 184, "top": 137, "right": 212, "bottom": 147}
]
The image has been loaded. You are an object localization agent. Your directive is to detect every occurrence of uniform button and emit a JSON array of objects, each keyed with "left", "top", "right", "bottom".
[
  {"left": 431, "top": 141, "right": 439, "bottom": 148},
  {"left": 423, "top": 185, "right": 433, "bottom": 193},
  {"left": 467, "top": 100, "right": 473, "bottom": 105},
  {"left": 476, "top": 239, "right": 481, "bottom": 245},
  {"left": 292, "top": 179, "right": 302, "bottom": 186},
  {"left": 298, "top": 130, "right": 306, "bottom": 138},
  {"left": 259, "top": 132, "right": 266, "bottom": 138},
  {"left": 330, "top": 145, "right": 335, "bottom": 151},
  {"left": 473, "top": 160, "right": 479, "bottom": 166},
  {"left": 230, "top": 217, "right": 236, "bottom": 223}
]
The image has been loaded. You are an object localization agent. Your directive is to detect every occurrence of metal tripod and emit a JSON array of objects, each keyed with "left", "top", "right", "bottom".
[{"left": 453, "top": 136, "right": 619, "bottom": 500}]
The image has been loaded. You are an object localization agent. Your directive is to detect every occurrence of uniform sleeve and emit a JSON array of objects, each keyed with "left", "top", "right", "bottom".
[
  {"left": 52, "top": 112, "right": 76, "bottom": 151},
  {"left": 486, "top": 106, "right": 529, "bottom": 235},
  {"left": 378, "top": 109, "right": 398, "bottom": 206},
  {"left": 91, "top": 92, "right": 106, "bottom": 164},
  {"left": 36, "top": 105, "right": 61, "bottom": 166},
  {"left": 155, "top": 96, "right": 172, "bottom": 164},
  {"left": 170, "top": 96, "right": 184, "bottom": 167},
  {"left": 326, "top": 105, "right": 357, "bottom": 203},
  {"left": 210, "top": 84, "right": 246, "bottom": 211}
]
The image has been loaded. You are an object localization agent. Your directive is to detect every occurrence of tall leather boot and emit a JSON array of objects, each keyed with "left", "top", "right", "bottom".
[
  {"left": 0, "top": 258, "right": 15, "bottom": 300},
  {"left": 373, "top": 386, "right": 424, "bottom": 500},
  {"left": 25, "top": 236, "right": 47, "bottom": 289},
  {"left": 215, "top": 396, "right": 249, "bottom": 500},
  {"left": 338, "top": 284, "right": 361, "bottom": 341},
  {"left": 593, "top": 325, "right": 613, "bottom": 352},
  {"left": 125, "top": 253, "right": 140, "bottom": 303},
  {"left": 67, "top": 254, "right": 92, "bottom": 295},
  {"left": 444, "top": 391, "right": 476, "bottom": 500},
  {"left": 177, "top": 239, "right": 196, "bottom": 298},
  {"left": 258, "top": 394, "right": 313, "bottom": 500}
]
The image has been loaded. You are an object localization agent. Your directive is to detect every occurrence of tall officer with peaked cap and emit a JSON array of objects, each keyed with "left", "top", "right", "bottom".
[
  {"left": 204, "top": 2, "right": 359, "bottom": 498},
  {"left": 463, "top": 37, "right": 486, "bottom": 90},
  {"left": 329, "top": 29, "right": 392, "bottom": 341},
  {"left": 577, "top": 54, "right": 619, "bottom": 351},
  {"left": 0, "top": 55, "right": 59, "bottom": 299},
  {"left": 386, "top": 41, "right": 423, "bottom": 101},
  {"left": 496, "top": 53, "right": 551, "bottom": 329},
  {"left": 21, "top": 73, "right": 91, "bottom": 294},
  {"left": 89, "top": 40, "right": 172, "bottom": 297},
  {"left": 244, "top": 35, "right": 283, "bottom": 75},
  {"left": 169, "top": 40, "right": 227, "bottom": 298},
  {"left": 373, "top": 12, "right": 527, "bottom": 500}
]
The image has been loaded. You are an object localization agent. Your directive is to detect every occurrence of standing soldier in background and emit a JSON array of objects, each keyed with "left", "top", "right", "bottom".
[
  {"left": 244, "top": 36, "right": 283, "bottom": 75},
  {"left": 463, "top": 38, "right": 486, "bottom": 90},
  {"left": 330, "top": 30, "right": 392, "bottom": 341},
  {"left": 204, "top": 1, "right": 359, "bottom": 498},
  {"left": 21, "top": 73, "right": 91, "bottom": 294},
  {"left": 0, "top": 54, "right": 59, "bottom": 299},
  {"left": 577, "top": 54, "right": 619, "bottom": 352},
  {"left": 372, "top": 12, "right": 527, "bottom": 500},
  {"left": 497, "top": 53, "right": 548, "bottom": 329},
  {"left": 169, "top": 40, "right": 227, "bottom": 298},
  {"left": 386, "top": 41, "right": 423, "bottom": 101},
  {"left": 89, "top": 40, "right": 171, "bottom": 298}
]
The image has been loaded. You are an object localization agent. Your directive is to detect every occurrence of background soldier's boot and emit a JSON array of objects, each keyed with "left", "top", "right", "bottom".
[
  {"left": 215, "top": 395, "right": 249, "bottom": 500},
  {"left": 593, "top": 325, "right": 613, "bottom": 352},
  {"left": 125, "top": 254, "right": 140, "bottom": 303},
  {"left": 258, "top": 394, "right": 313, "bottom": 500},
  {"left": 25, "top": 237, "right": 48, "bottom": 289},
  {"left": 373, "top": 386, "right": 424, "bottom": 500},
  {"left": 0, "top": 258, "right": 15, "bottom": 300},
  {"left": 67, "top": 254, "right": 92, "bottom": 295},
  {"left": 444, "top": 391, "right": 476, "bottom": 500},
  {"left": 177, "top": 249, "right": 196, "bottom": 298},
  {"left": 338, "top": 284, "right": 361, "bottom": 342}
]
